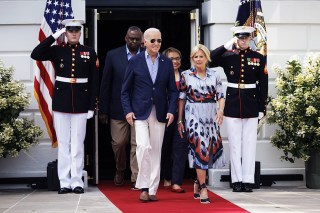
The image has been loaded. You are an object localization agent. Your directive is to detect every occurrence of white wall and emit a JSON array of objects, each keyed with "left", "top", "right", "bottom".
[
  {"left": 202, "top": 0, "right": 320, "bottom": 181},
  {"left": 0, "top": 0, "right": 85, "bottom": 178},
  {"left": 0, "top": 0, "right": 316, "bottom": 179}
]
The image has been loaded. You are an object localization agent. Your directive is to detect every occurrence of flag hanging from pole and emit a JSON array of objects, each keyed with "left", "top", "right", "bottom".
[
  {"left": 34, "top": 0, "right": 74, "bottom": 147},
  {"left": 235, "top": 0, "right": 267, "bottom": 57}
]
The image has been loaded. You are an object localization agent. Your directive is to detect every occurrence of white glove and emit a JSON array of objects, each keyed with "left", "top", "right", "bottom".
[
  {"left": 258, "top": 112, "right": 264, "bottom": 119},
  {"left": 52, "top": 28, "right": 66, "bottom": 40},
  {"left": 224, "top": 37, "right": 237, "bottom": 50},
  {"left": 87, "top": 110, "right": 94, "bottom": 119}
]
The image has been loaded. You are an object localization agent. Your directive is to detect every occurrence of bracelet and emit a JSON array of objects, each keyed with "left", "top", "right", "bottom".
[
  {"left": 218, "top": 109, "right": 224, "bottom": 113},
  {"left": 177, "top": 120, "right": 183, "bottom": 125}
]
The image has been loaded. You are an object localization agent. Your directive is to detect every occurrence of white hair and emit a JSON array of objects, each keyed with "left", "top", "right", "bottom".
[{"left": 144, "top": 28, "right": 161, "bottom": 39}]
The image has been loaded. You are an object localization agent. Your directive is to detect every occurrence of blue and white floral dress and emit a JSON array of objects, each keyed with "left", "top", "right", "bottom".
[{"left": 179, "top": 67, "right": 225, "bottom": 169}]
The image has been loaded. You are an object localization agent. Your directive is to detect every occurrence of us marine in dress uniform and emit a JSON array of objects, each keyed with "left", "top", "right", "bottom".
[
  {"left": 31, "top": 19, "right": 99, "bottom": 194},
  {"left": 210, "top": 26, "right": 268, "bottom": 193}
]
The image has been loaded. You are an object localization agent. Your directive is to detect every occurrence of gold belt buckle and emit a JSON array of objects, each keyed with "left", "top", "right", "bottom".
[
  {"left": 239, "top": 83, "right": 245, "bottom": 89},
  {"left": 70, "top": 78, "right": 76, "bottom": 83}
]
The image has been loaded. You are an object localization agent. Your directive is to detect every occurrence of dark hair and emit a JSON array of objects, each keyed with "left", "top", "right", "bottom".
[
  {"left": 162, "top": 47, "right": 182, "bottom": 58},
  {"left": 127, "top": 26, "right": 142, "bottom": 34}
]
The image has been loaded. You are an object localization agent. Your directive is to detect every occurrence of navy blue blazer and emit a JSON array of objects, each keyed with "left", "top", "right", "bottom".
[
  {"left": 99, "top": 45, "right": 144, "bottom": 120},
  {"left": 121, "top": 51, "right": 178, "bottom": 123}
]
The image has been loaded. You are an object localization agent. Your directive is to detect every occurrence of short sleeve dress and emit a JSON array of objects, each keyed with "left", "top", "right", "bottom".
[{"left": 179, "top": 67, "right": 225, "bottom": 170}]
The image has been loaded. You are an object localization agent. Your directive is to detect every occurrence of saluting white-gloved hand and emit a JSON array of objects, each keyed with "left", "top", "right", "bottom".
[
  {"left": 224, "top": 37, "right": 237, "bottom": 50},
  {"left": 87, "top": 110, "right": 94, "bottom": 119},
  {"left": 52, "top": 28, "right": 66, "bottom": 40},
  {"left": 258, "top": 112, "right": 264, "bottom": 120}
]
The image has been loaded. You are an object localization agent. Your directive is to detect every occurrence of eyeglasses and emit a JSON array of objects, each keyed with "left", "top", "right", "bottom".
[
  {"left": 148, "top": 38, "right": 162, "bottom": 44},
  {"left": 169, "top": 57, "right": 181, "bottom": 62}
]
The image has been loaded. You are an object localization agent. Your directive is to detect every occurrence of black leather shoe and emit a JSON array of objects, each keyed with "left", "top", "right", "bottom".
[
  {"left": 73, "top": 186, "right": 84, "bottom": 194},
  {"left": 241, "top": 183, "right": 253, "bottom": 192},
  {"left": 58, "top": 187, "right": 72, "bottom": 194},
  {"left": 131, "top": 182, "right": 140, "bottom": 190},
  {"left": 232, "top": 182, "right": 242, "bottom": 192}
]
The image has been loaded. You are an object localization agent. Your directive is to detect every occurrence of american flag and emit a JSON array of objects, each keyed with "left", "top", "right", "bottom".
[
  {"left": 235, "top": 0, "right": 267, "bottom": 57},
  {"left": 34, "top": 0, "right": 74, "bottom": 147}
]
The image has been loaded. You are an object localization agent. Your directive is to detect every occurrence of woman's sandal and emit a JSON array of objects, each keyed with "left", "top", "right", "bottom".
[
  {"left": 193, "top": 179, "right": 200, "bottom": 199},
  {"left": 199, "top": 183, "right": 210, "bottom": 204}
]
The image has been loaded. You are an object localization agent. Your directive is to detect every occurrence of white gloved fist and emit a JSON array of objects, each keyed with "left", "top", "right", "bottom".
[
  {"left": 224, "top": 37, "right": 237, "bottom": 50},
  {"left": 87, "top": 110, "right": 94, "bottom": 119},
  {"left": 258, "top": 112, "right": 264, "bottom": 119},
  {"left": 52, "top": 28, "right": 66, "bottom": 40}
]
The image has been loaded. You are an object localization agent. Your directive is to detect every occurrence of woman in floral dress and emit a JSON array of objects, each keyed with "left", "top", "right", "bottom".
[{"left": 177, "top": 44, "right": 225, "bottom": 204}]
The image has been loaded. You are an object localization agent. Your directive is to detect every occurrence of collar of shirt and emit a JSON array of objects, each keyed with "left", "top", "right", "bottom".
[
  {"left": 126, "top": 45, "right": 141, "bottom": 61},
  {"left": 145, "top": 51, "right": 160, "bottom": 83}
]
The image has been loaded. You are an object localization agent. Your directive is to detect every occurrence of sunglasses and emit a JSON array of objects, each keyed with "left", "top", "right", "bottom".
[{"left": 149, "top": 38, "right": 162, "bottom": 44}]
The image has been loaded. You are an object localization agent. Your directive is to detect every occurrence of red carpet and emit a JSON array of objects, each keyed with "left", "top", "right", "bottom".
[{"left": 98, "top": 180, "right": 249, "bottom": 213}]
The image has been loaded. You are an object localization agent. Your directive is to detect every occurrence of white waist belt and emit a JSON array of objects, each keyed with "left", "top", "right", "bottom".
[
  {"left": 56, "top": 76, "right": 88, "bottom": 83},
  {"left": 227, "top": 83, "right": 256, "bottom": 89}
]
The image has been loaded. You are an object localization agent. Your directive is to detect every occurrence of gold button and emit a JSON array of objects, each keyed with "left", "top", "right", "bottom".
[
  {"left": 72, "top": 69, "right": 74, "bottom": 71},
  {"left": 241, "top": 64, "right": 244, "bottom": 67},
  {"left": 241, "top": 69, "right": 244, "bottom": 72},
  {"left": 72, "top": 63, "right": 75, "bottom": 66},
  {"left": 72, "top": 58, "right": 75, "bottom": 61},
  {"left": 73, "top": 53, "right": 75, "bottom": 56},
  {"left": 242, "top": 59, "right": 244, "bottom": 61},
  {"left": 241, "top": 55, "right": 244, "bottom": 57},
  {"left": 241, "top": 75, "right": 244, "bottom": 77},
  {"left": 72, "top": 49, "right": 75, "bottom": 52},
  {"left": 71, "top": 74, "right": 74, "bottom": 77},
  {"left": 241, "top": 80, "right": 244, "bottom": 82}
]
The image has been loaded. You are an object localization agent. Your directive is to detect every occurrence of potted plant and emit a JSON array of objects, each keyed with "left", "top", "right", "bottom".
[
  {"left": 267, "top": 53, "right": 320, "bottom": 188},
  {"left": 0, "top": 60, "right": 42, "bottom": 158}
]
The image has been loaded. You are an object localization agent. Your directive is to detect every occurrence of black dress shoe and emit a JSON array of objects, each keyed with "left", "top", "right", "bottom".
[
  {"left": 241, "top": 183, "right": 253, "bottom": 192},
  {"left": 73, "top": 186, "right": 84, "bottom": 194},
  {"left": 131, "top": 182, "right": 140, "bottom": 190},
  {"left": 58, "top": 187, "right": 72, "bottom": 194},
  {"left": 232, "top": 182, "right": 242, "bottom": 192}
]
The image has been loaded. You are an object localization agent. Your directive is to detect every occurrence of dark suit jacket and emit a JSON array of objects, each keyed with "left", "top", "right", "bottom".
[
  {"left": 99, "top": 45, "right": 144, "bottom": 120},
  {"left": 121, "top": 51, "right": 178, "bottom": 123}
]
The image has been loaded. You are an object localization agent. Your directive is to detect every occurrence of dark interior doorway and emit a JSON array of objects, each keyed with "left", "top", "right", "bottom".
[{"left": 88, "top": 9, "right": 194, "bottom": 181}]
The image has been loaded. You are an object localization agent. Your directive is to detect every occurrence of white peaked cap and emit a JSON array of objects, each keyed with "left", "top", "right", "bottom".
[
  {"left": 61, "top": 19, "right": 85, "bottom": 27},
  {"left": 231, "top": 26, "right": 255, "bottom": 35}
]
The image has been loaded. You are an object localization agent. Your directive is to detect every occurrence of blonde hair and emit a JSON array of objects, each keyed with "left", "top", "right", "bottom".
[{"left": 190, "top": 44, "right": 211, "bottom": 63}]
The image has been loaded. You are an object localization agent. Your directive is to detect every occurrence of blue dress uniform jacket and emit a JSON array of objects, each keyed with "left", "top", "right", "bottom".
[
  {"left": 210, "top": 45, "right": 268, "bottom": 118},
  {"left": 31, "top": 36, "right": 99, "bottom": 113},
  {"left": 99, "top": 45, "right": 144, "bottom": 120},
  {"left": 121, "top": 51, "right": 178, "bottom": 123}
]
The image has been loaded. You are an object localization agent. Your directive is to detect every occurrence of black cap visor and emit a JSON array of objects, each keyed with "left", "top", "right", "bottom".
[
  {"left": 66, "top": 26, "right": 81, "bottom": 31},
  {"left": 235, "top": 32, "right": 251, "bottom": 38}
]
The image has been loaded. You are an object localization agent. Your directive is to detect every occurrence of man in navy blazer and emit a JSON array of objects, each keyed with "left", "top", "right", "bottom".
[
  {"left": 99, "top": 26, "right": 143, "bottom": 189},
  {"left": 121, "top": 28, "right": 178, "bottom": 202}
]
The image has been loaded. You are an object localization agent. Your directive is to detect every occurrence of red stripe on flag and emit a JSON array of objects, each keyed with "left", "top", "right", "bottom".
[
  {"left": 36, "top": 60, "right": 55, "bottom": 97},
  {"left": 35, "top": 28, "right": 57, "bottom": 147},
  {"left": 34, "top": 78, "right": 58, "bottom": 147}
]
